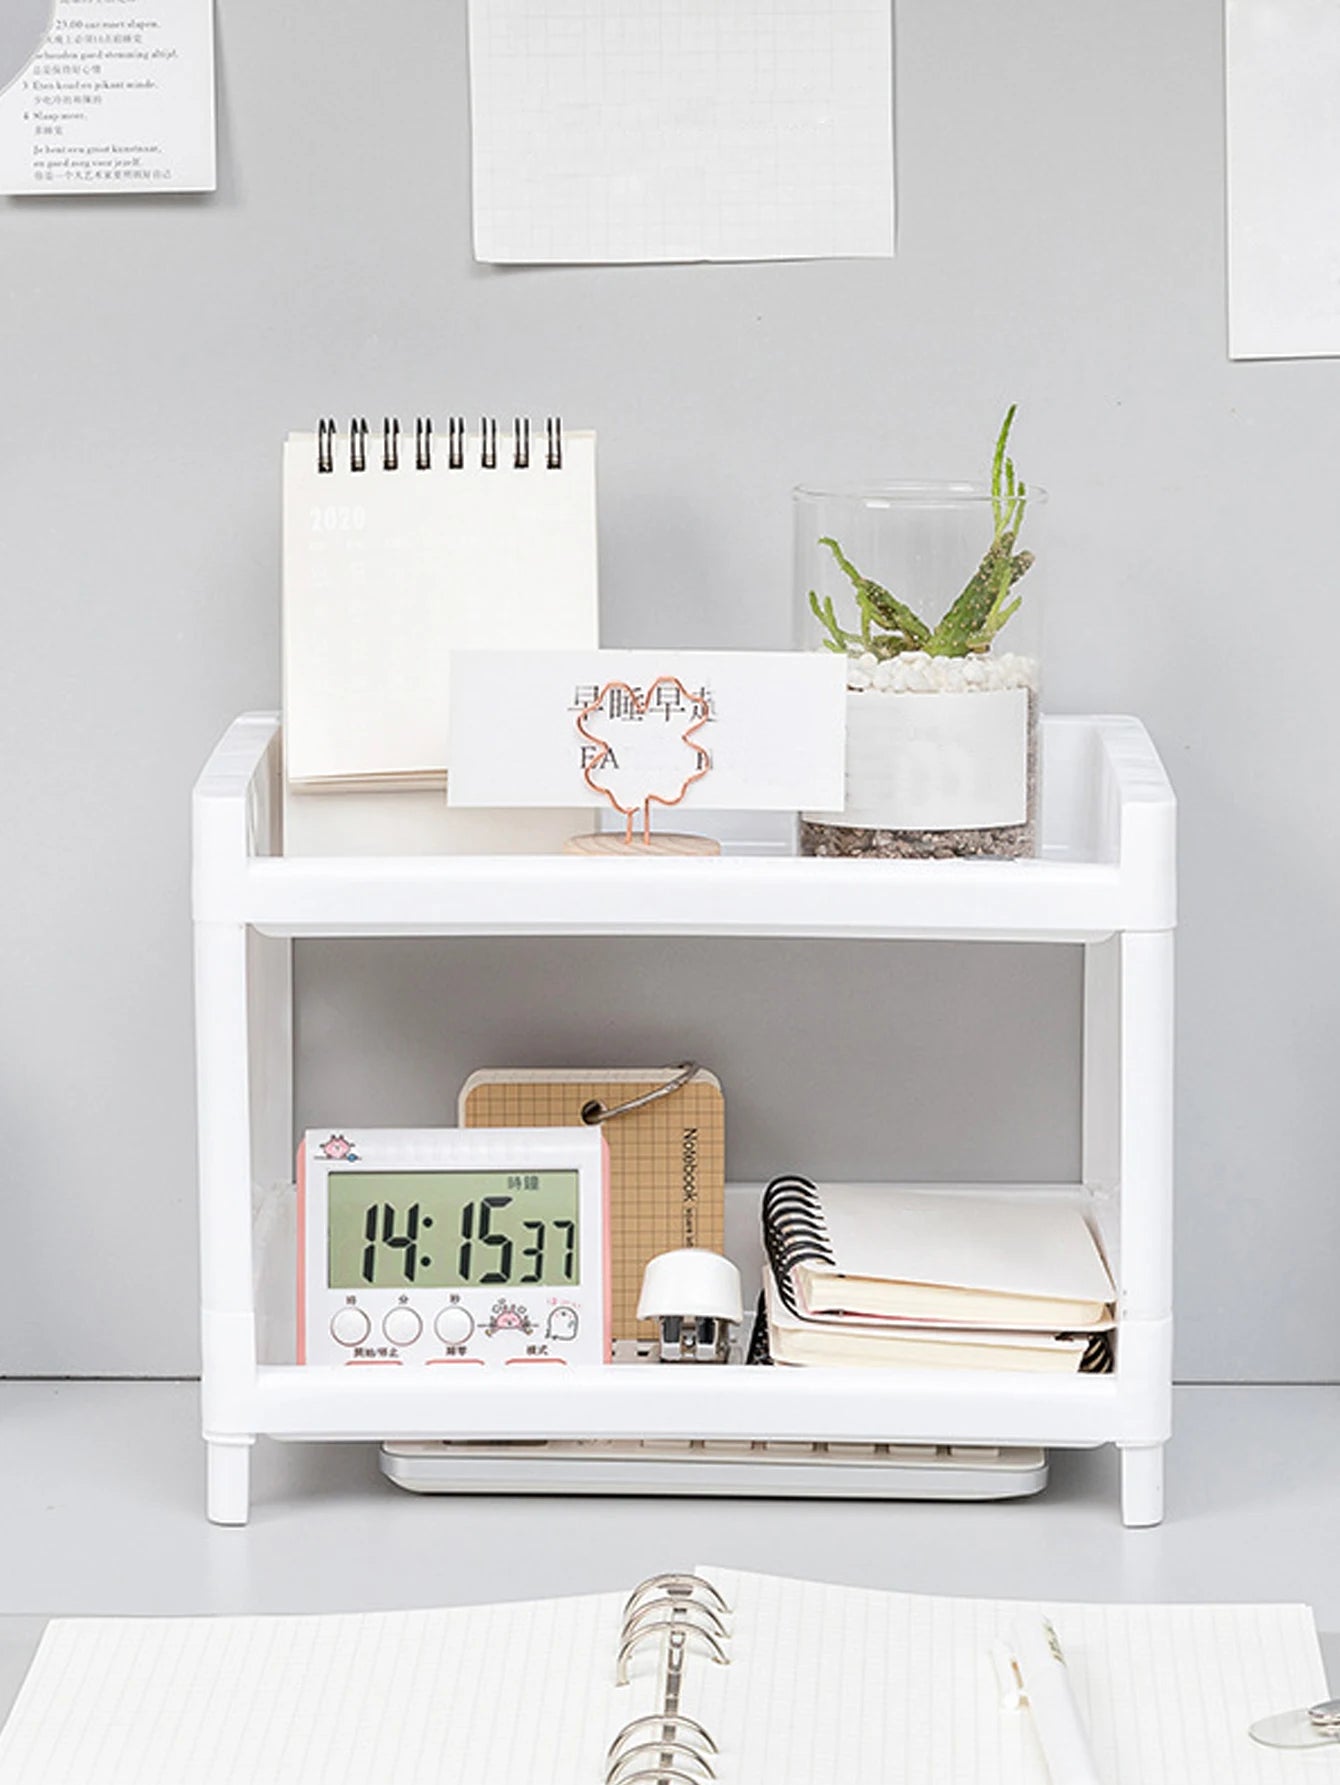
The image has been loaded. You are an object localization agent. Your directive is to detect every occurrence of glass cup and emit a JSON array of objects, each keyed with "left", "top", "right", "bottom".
[{"left": 794, "top": 481, "right": 1046, "bottom": 859}]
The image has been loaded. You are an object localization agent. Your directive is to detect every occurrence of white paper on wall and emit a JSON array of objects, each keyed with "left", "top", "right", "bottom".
[
  {"left": 1226, "top": 0, "right": 1340, "bottom": 359},
  {"left": 467, "top": 0, "right": 894, "bottom": 265},
  {"left": 0, "top": 2, "right": 53, "bottom": 100},
  {"left": 0, "top": 0, "right": 215, "bottom": 195}
]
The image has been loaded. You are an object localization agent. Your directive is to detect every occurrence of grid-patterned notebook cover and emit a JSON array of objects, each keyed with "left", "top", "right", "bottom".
[{"left": 459, "top": 1070, "right": 724, "bottom": 1342}]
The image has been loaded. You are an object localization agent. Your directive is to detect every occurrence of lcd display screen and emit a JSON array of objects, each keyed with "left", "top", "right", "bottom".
[{"left": 327, "top": 1170, "right": 580, "bottom": 1290}]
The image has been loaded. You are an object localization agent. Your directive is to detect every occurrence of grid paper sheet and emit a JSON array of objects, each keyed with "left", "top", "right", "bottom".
[
  {"left": 0, "top": 1593, "right": 650, "bottom": 1785},
  {"left": 468, "top": 0, "right": 895, "bottom": 264},
  {"left": 0, "top": 1571, "right": 1328, "bottom": 1783},
  {"left": 461, "top": 1070, "right": 725, "bottom": 1341},
  {"left": 695, "top": 1566, "right": 1331, "bottom": 1784}
]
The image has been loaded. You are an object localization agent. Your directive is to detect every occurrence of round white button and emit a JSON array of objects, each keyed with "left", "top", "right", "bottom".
[
  {"left": 383, "top": 1306, "right": 423, "bottom": 1346},
  {"left": 330, "top": 1306, "right": 370, "bottom": 1347},
  {"left": 434, "top": 1305, "right": 476, "bottom": 1345}
]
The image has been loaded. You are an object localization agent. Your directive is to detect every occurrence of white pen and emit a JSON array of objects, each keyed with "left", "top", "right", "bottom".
[{"left": 993, "top": 1619, "right": 1104, "bottom": 1785}]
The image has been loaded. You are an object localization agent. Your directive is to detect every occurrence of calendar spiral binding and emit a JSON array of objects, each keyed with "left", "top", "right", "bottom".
[
  {"left": 607, "top": 1573, "right": 731, "bottom": 1785},
  {"left": 761, "top": 1174, "right": 1114, "bottom": 1373},
  {"left": 315, "top": 414, "right": 562, "bottom": 474}
]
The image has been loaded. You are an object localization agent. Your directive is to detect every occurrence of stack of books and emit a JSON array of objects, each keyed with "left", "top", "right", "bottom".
[{"left": 758, "top": 1177, "right": 1116, "bottom": 1373}]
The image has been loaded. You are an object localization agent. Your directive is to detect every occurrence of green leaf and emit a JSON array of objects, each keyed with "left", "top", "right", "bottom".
[{"left": 818, "top": 537, "right": 930, "bottom": 647}]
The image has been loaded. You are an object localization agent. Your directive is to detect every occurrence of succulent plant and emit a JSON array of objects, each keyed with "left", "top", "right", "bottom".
[{"left": 809, "top": 406, "right": 1034, "bottom": 661}]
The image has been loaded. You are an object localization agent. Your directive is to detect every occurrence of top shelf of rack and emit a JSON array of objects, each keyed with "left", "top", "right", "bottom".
[{"left": 192, "top": 713, "right": 1175, "bottom": 942}]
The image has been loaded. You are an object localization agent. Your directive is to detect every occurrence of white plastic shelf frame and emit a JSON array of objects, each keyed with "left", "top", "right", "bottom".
[{"left": 193, "top": 714, "right": 1175, "bottom": 1527}]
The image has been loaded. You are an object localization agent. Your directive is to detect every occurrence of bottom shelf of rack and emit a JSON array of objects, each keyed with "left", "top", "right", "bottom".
[
  {"left": 232, "top": 1178, "right": 1167, "bottom": 1452},
  {"left": 210, "top": 1340, "right": 1168, "bottom": 1451}
]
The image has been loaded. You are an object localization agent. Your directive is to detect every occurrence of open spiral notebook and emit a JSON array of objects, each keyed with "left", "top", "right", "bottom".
[{"left": 0, "top": 1566, "right": 1327, "bottom": 1783}]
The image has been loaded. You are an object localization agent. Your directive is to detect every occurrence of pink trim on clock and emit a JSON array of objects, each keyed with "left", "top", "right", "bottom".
[
  {"left": 296, "top": 1138, "right": 307, "bottom": 1365},
  {"left": 601, "top": 1130, "right": 612, "bottom": 1360}
]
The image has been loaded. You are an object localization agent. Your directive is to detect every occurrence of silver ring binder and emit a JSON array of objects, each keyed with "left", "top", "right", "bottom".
[
  {"left": 311, "top": 415, "right": 562, "bottom": 474},
  {"left": 622, "top": 1573, "right": 729, "bottom": 1618},
  {"left": 582, "top": 1065, "right": 702, "bottom": 1127},
  {"left": 609, "top": 1769, "right": 708, "bottom": 1785},
  {"left": 616, "top": 1622, "right": 728, "bottom": 1686},
  {"left": 621, "top": 1600, "right": 729, "bottom": 1647},
  {"left": 606, "top": 1743, "right": 715, "bottom": 1782},
  {"left": 607, "top": 1715, "right": 717, "bottom": 1760},
  {"left": 610, "top": 1575, "right": 731, "bottom": 1780}
]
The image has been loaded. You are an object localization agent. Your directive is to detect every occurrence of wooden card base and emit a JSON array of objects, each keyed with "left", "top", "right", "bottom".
[{"left": 563, "top": 832, "right": 722, "bottom": 857}]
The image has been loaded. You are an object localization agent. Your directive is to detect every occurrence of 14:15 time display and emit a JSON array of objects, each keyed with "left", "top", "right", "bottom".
[
  {"left": 326, "top": 1169, "right": 581, "bottom": 1290},
  {"left": 359, "top": 1195, "right": 575, "bottom": 1286}
]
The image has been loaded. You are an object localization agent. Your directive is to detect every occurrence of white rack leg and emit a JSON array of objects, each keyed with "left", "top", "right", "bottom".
[
  {"left": 1108, "top": 929, "right": 1175, "bottom": 1528},
  {"left": 1119, "top": 1442, "right": 1165, "bottom": 1527},
  {"left": 1116, "top": 930, "right": 1175, "bottom": 1324},
  {"left": 206, "top": 1437, "right": 254, "bottom": 1526},
  {"left": 1081, "top": 935, "right": 1120, "bottom": 1193},
  {"left": 196, "top": 919, "right": 267, "bottom": 1523}
]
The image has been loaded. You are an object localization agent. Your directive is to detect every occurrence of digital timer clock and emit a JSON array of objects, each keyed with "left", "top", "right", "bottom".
[{"left": 298, "top": 1127, "right": 609, "bottom": 1367}]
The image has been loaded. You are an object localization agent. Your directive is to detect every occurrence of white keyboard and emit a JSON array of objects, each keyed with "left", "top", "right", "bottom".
[{"left": 380, "top": 1438, "right": 1049, "bottom": 1500}]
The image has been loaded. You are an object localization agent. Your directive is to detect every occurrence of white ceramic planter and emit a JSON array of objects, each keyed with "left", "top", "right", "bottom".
[{"left": 801, "top": 653, "right": 1039, "bottom": 858}]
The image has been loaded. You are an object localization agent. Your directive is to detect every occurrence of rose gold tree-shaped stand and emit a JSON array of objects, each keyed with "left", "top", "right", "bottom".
[{"left": 564, "top": 676, "right": 722, "bottom": 857}]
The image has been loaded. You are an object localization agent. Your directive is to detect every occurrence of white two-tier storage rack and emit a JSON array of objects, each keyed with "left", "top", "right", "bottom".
[{"left": 193, "top": 712, "right": 1175, "bottom": 1527}]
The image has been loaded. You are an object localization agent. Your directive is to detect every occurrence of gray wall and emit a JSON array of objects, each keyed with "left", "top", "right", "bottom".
[{"left": 3, "top": 0, "right": 1336, "bottom": 1379}]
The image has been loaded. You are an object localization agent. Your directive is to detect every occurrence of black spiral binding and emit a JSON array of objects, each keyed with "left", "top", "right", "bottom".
[
  {"left": 745, "top": 1290, "right": 773, "bottom": 1365},
  {"left": 1076, "top": 1330, "right": 1113, "bottom": 1373},
  {"left": 761, "top": 1174, "right": 835, "bottom": 1319},
  {"left": 314, "top": 415, "right": 563, "bottom": 473},
  {"left": 760, "top": 1174, "right": 1115, "bottom": 1373},
  {"left": 316, "top": 417, "right": 336, "bottom": 474}
]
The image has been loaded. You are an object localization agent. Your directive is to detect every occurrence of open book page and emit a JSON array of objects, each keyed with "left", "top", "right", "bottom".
[
  {"left": 695, "top": 1566, "right": 1328, "bottom": 1784},
  {"left": 0, "top": 1591, "right": 638, "bottom": 1785}
]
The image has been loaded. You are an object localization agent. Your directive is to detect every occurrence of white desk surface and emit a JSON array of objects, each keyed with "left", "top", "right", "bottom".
[{"left": 0, "top": 1381, "right": 1335, "bottom": 1715}]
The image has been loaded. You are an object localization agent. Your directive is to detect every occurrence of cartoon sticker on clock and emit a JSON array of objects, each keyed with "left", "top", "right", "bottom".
[
  {"left": 484, "top": 1298, "right": 534, "bottom": 1338},
  {"left": 318, "top": 1134, "right": 360, "bottom": 1161},
  {"left": 545, "top": 1306, "right": 579, "bottom": 1341}
]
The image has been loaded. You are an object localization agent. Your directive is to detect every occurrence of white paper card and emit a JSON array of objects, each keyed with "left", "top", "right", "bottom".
[
  {"left": 467, "top": 0, "right": 894, "bottom": 264},
  {"left": 447, "top": 651, "right": 847, "bottom": 811},
  {"left": 806, "top": 689, "right": 1029, "bottom": 830},
  {"left": 1227, "top": 0, "right": 1340, "bottom": 359},
  {"left": 0, "top": 0, "right": 215, "bottom": 195}
]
